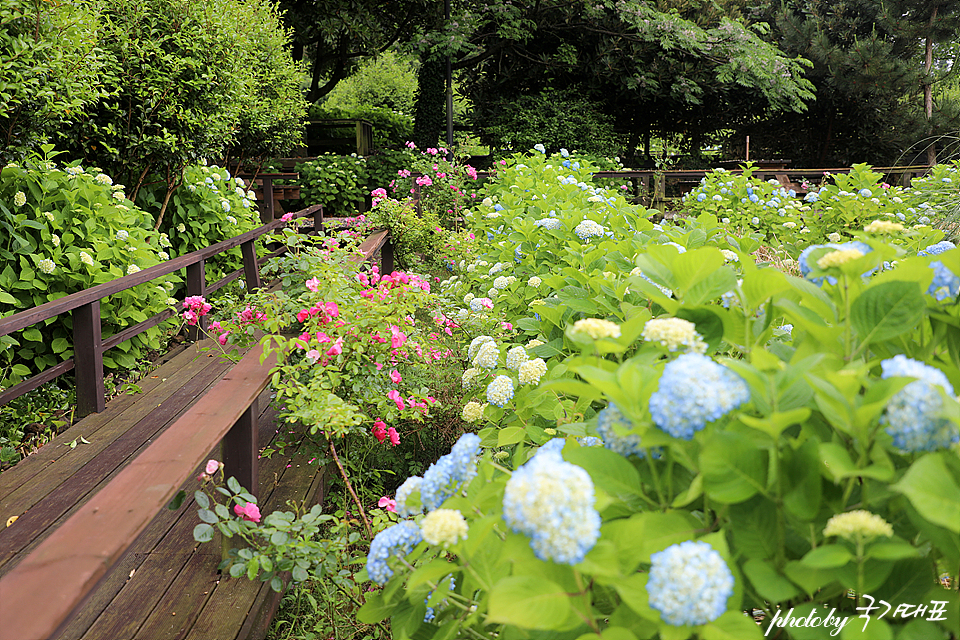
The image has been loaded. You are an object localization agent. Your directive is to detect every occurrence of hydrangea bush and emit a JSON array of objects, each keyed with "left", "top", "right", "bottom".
[
  {"left": 351, "top": 148, "right": 959, "bottom": 640},
  {"left": 0, "top": 148, "right": 177, "bottom": 385}
]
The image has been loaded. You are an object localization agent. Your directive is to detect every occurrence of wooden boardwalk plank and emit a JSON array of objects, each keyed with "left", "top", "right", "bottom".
[
  {"left": 0, "top": 351, "right": 237, "bottom": 574},
  {"left": 0, "top": 343, "right": 228, "bottom": 507}
]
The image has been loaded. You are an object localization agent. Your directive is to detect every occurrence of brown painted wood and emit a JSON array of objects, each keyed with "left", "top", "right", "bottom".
[
  {"left": 73, "top": 300, "right": 106, "bottom": 417},
  {"left": 185, "top": 260, "right": 206, "bottom": 342},
  {"left": 0, "top": 343, "right": 214, "bottom": 502},
  {"left": 0, "top": 346, "right": 230, "bottom": 519},
  {"left": 0, "top": 357, "right": 74, "bottom": 405},
  {"left": 0, "top": 345, "right": 277, "bottom": 640},
  {"left": 351, "top": 229, "right": 390, "bottom": 264},
  {"left": 222, "top": 402, "right": 259, "bottom": 498},
  {"left": 0, "top": 353, "right": 237, "bottom": 573},
  {"left": 241, "top": 240, "right": 261, "bottom": 293},
  {"left": 131, "top": 553, "right": 221, "bottom": 640}
]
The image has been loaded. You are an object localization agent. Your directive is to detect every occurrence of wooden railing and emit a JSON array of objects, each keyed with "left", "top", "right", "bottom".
[
  {"left": 0, "top": 222, "right": 394, "bottom": 640},
  {"left": 0, "top": 206, "right": 324, "bottom": 417}
]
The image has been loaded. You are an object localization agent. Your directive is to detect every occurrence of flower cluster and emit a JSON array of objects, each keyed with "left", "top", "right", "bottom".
[
  {"left": 928, "top": 261, "right": 959, "bottom": 301},
  {"left": 420, "top": 509, "right": 469, "bottom": 547},
  {"left": 518, "top": 357, "right": 547, "bottom": 385},
  {"left": 823, "top": 510, "right": 894, "bottom": 541},
  {"left": 569, "top": 318, "right": 621, "bottom": 340},
  {"left": 919, "top": 240, "right": 955, "bottom": 256},
  {"left": 647, "top": 541, "right": 734, "bottom": 626},
  {"left": 505, "top": 345, "right": 529, "bottom": 370},
  {"left": 420, "top": 433, "right": 481, "bottom": 511},
  {"left": 486, "top": 375, "right": 515, "bottom": 407},
  {"left": 574, "top": 219, "right": 606, "bottom": 240},
  {"left": 863, "top": 220, "right": 903, "bottom": 234},
  {"left": 880, "top": 355, "right": 958, "bottom": 452},
  {"left": 641, "top": 318, "right": 707, "bottom": 353},
  {"left": 502, "top": 440, "right": 600, "bottom": 564},
  {"left": 461, "top": 401, "right": 485, "bottom": 422},
  {"left": 649, "top": 353, "right": 750, "bottom": 439},
  {"left": 366, "top": 521, "right": 423, "bottom": 585},
  {"left": 182, "top": 295, "right": 212, "bottom": 326},
  {"left": 816, "top": 248, "right": 864, "bottom": 269},
  {"left": 596, "top": 402, "right": 650, "bottom": 458}
]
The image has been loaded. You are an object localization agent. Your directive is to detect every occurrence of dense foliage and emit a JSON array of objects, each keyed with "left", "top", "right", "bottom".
[{"left": 0, "top": 148, "right": 177, "bottom": 386}]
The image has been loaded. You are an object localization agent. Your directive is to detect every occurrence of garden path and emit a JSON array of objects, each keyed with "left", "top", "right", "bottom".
[{"left": 0, "top": 340, "right": 327, "bottom": 640}]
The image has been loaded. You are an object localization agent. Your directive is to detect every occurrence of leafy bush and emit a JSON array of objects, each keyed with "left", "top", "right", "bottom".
[
  {"left": 137, "top": 163, "right": 263, "bottom": 288},
  {"left": 360, "top": 198, "right": 445, "bottom": 268},
  {"left": 356, "top": 150, "right": 959, "bottom": 639},
  {"left": 477, "top": 88, "right": 622, "bottom": 157},
  {"left": 0, "top": 0, "right": 106, "bottom": 161},
  {"left": 321, "top": 51, "right": 418, "bottom": 114},
  {"left": 0, "top": 148, "right": 177, "bottom": 386},
  {"left": 294, "top": 150, "right": 414, "bottom": 217}
]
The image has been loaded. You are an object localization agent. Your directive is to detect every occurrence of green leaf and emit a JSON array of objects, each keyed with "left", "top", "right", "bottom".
[
  {"left": 227, "top": 476, "right": 242, "bottom": 494},
  {"left": 700, "top": 431, "right": 767, "bottom": 504},
  {"left": 800, "top": 544, "right": 852, "bottom": 568},
  {"left": 891, "top": 453, "right": 960, "bottom": 534},
  {"left": 198, "top": 508, "right": 218, "bottom": 524},
  {"left": 498, "top": 426, "right": 526, "bottom": 447},
  {"left": 850, "top": 281, "right": 924, "bottom": 345},
  {"left": 193, "top": 523, "right": 214, "bottom": 543},
  {"left": 167, "top": 490, "right": 186, "bottom": 510},
  {"left": 562, "top": 446, "right": 644, "bottom": 504},
  {"left": 742, "top": 559, "right": 800, "bottom": 604},
  {"left": 194, "top": 490, "right": 210, "bottom": 509},
  {"left": 357, "top": 593, "right": 392, "bottom": 623},
  {"left": 487, "top": 576, "right": 573, "bottom": 629},
  {"left": 701, "top": 611, "right": 764, "bottom": 640}
]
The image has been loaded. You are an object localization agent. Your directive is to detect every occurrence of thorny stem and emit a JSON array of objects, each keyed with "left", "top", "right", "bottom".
[{"left": 328, "top": 439, "right": 373, "bottom": 539}]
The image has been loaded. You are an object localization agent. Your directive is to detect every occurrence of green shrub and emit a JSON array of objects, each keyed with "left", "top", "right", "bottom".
[
  {"left": 0, "top": 0, "right": 106, "bottom": 162},
  {"left": 294, "top": 151, "right": 415, "bottom": 217},
  {"left": 0, "top": 148, "right": 177, "bottom": 387},
  {"left": 321, "top": 51, "right": 417, "bottom": 114},
  {"left": 477, "top": 88, "right": 622, "bottom": 157},
  {"left": 136, "top": 163, "right": 264, "bottom": 288}
]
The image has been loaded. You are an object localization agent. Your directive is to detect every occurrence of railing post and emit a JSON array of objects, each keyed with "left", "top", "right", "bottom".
[
  {"left": 73, "top": 300, "right": 105, "bottom": 417},
  {"left": 381, "top": 233, "right": 395, "bottom": 275},
  {"left": 240, "top": 240, "right": 261, "bottom": 293},
  {"left": 259, "top": 177, "right": 275, "bottom": 223},
  {"left": 222, "top": 399, "right": 258, "bottom": 498},
  {"left": 313, "top": 205, "right": 324, "bottom": 236},
  {"left": 186, "top": 259, "right": 206, "bottom": 341}
]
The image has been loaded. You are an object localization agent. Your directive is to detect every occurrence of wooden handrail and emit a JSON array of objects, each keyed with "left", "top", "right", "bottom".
[
  {"left": 0, "top": 345, "right": 277, "bottom": 640},
  {"left": 0, "top": 205, "right": 323, "bottom": 415}
]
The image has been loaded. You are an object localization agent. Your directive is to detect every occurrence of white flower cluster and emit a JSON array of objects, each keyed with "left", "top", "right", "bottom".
[
  {"left": 642, "top": 318, "right": 707, "bottom": 353},
  {"left": 505, "top": 345, "right": 529, "bottom": 370},
  {"left": 518, "top": 358, "right": 547, "bottom": 385}
]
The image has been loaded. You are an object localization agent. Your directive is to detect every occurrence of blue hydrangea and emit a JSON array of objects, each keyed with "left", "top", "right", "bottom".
[
  {"left": 928, "top": 260, "right": 959, "bottom": 301},
  {"left": 395, "top": 476, "right": 423, "bottom": 517},
  {"left": 578, "top": 436, "right": 603, "bottom": 447},
  {"left": 420, "top": 433, "right": 481, "bottom": 511},
  {"left": 533, "top": 143, "right": 546, "bottom": 153},
  {"left": 560, "top": 148, "right": 569, "bottom": 158},
  {"left": 804, "top": 192, "right": 819, "bottom": 203},
  {"left": 647, "top": 541, "right": 734, "bottom": 626},
  {"left": 486, "top": 375, "right": 515, "bottom": 407},
  {"left": 535, "top": 217, "right": 562, "bottom": 230},
  {"left": 880, "top": 355, "right": 958, "bottom": 452},
  {"left": 596, "top": 402, "right": 654, "bottom": 458},
  {"left": 366, "top": 521, "right": 423, "bottom": 585},
  {"left": 424, "top": 576, "right": 456, "bottom": 622},
  {"left": 919, "top": 241, "right": 956, "bottom": 256},
  {"left": 696, "top": 192, "right": 706, "bottom": 202},
  {"left": 649, "top": 353, "right": 750, "bottom": 439},
  {"left": 502, "top": 440, "right": 600, "bottom": 565},
  {"left": 859, "top": 188, "right": 873, "bottom": 197}
]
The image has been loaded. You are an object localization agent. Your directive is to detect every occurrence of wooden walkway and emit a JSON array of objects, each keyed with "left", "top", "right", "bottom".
[{"left": 0, "top": 341, "right": 327, "bottom": 640}]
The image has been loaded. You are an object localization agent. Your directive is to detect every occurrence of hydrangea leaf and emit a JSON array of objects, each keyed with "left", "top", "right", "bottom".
[
  {"left": 891, "top": 453, "right": 960, "bottom": 534},
  {"left": 487, "top": 576, "right": 575, "bottom": 630}
]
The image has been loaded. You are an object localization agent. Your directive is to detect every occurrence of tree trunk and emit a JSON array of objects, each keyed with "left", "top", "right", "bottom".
[{"left": 924, "top": 5, "right": 938, "bottom": 166}]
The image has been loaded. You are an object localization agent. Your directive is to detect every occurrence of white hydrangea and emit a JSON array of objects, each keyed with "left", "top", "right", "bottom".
[
  {"left": 518, "top": 358, "right": 547, "bottom": 385},
  {"left": 505, "top": 346, "right": 529, "bottom": 370},
  {"left": 461, "top": 401, "right": 485, "bottom": 422},
  {"left": 473, "top": 341, "right": 500, "bottom": 369}
]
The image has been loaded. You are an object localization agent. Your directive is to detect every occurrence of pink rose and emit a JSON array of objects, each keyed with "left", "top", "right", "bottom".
[
  {"left": 234, "top": 502, "right": 261, "bottom": 523},
  {"left": 326, "top": 337, "right": 343, "bottom": 356},
  {"left": 218, "top": 331, "right": 230, "bottom": 346},
  {"left": 372, "top": 419, "right": 387, "bottom": 443},
  {"left": 305, "top": 349, "right": 321, "bottom": 362},
  {"left": 305, "top": 277, "right": 320, "bottom": 292},
  {"left": 205, "top": 459, "right": 221, "bottom": 475},
  {"left": 390, "top": 370, "right": 402, "bottom": 384},
  {"left": 387, "top": 390, "right": 405, "bottom": 411},
  {"left": 281, "top": 213, "right": 294, "bottom": 222},
  {"left": 387, "top": 427, "right": 400, "bottom": 446},
  {"left": 378, "top": 496, "right": 397, "bottom": 512}
]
